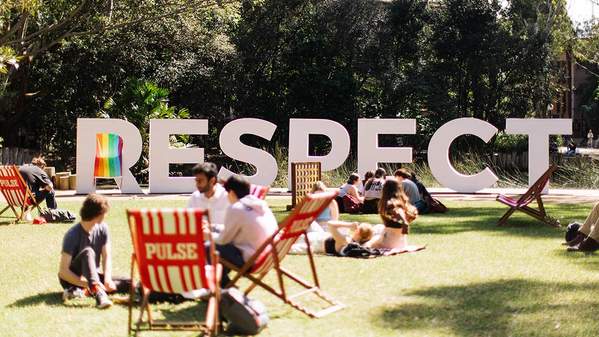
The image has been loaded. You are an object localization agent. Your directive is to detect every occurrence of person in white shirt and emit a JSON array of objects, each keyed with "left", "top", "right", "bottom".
[
  {"left": 187, "top": 162, "right": 230, "bottom": 225},
  {"left": 211, "top": 175, "right": 278, "bottom": 287}
]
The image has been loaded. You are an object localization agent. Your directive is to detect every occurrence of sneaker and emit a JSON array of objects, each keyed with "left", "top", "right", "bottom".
[
  {"left": 62, "top": 287, "right": 86, "bottom": 301},
  {"left": 93, "top": 288, "right": 113, "bottom": 309}
]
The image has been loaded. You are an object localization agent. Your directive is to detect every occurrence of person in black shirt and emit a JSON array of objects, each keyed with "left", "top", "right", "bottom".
[{"left": 18, "top": 157, "right": 57, "bottom": 209}]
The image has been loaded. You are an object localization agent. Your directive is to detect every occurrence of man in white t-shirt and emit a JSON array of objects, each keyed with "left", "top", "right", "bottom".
[{"left": 187, "top": 162, "right": 230, "bottom": 225}]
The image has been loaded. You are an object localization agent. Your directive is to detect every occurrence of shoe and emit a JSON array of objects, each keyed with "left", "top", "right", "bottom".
[
  {"left": 577, "top": 237, "right": 599, "bottom": 253},
  {"left": 93, "top": 287, "right": 113, "bottom": 309},
  {"left": 565, "top": 233, "right": 587, "bottom": 247},
  {"left": 62, "top": 287, "right": 86, "bottom": 301},
  {"left": 182, "top": 288, "right": 211, "bottom": 301}
]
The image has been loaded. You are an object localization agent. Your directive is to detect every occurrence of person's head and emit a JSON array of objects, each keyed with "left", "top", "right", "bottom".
[
  {"left": 374, "top": 168, "right": 386, "bottom": 179},
  {"left": 191, "top": 162, "right": 219, "bottom": 194},
  {"left": 311, "top": 181, "right": 327, "bottom": 193},
  {"left": 224, "top": 175, "right": 250, "bottom": 203},
  {"left": 378, "top": 178, "right": 417, "bottom": 222},
  {"left": 347, "top": 173, "right": 361, "bottom": 185},
  {"left": 394, "top": 168, "right": 412, "bottom": 182},
  {"left": 351, "top": 223, "right": 373, "bottom": 244},
  {"left": 31, "top": 156, "right": 46, "bottom": 169},
  {"left": 80, "top": 194, "right": 109, "bottom": 224},
  {"left": 364, "top": 170, "right": 374, "bottom": 181}
]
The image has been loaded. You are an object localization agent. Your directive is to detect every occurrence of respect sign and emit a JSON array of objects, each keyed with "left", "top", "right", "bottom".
[{"left": 76, "top": 118, "right": 571, "bottom": 194}]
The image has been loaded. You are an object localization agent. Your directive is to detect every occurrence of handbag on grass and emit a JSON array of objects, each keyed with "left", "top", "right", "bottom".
[{"left": 343, "top": 194, "right": 363, "bottom": 214}]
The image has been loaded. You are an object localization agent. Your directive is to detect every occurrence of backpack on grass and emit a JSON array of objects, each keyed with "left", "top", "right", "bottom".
[
  {"left": 39, "top": 208, "right": 77, "bottom": 223},
  {"left": 220, "top": 287, "right": 268, "bottom": 335}
]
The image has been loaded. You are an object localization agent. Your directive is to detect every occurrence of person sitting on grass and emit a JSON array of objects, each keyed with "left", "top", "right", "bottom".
[
  {"left": 187, "top": 162, "right": 229, "bottom": 225},
  {"left": 210, "top": 175, "right": 278, "bottom": 287},
  {"left": 361, "top": 170, "right": 374, "bottom": 195},
  {"left": 565, "top": 201, "right": 599, "bottom": 252},
  {"left": 291, "top": 222, "right": 374, "bottom": 255},
  {"left": 394, "top": 168, "right": 428, "bottom": 214},
  {"left": 339, "top": 173, "right": 364, "bottom": 201},
  {"left": 363, "top": 168, "right": 386, "bottom": 214},
  {"left": 365, "top": 178, "right": 418, "bottom": 250},
  {"left": 58, "top": 194, "right": 129, "bottom": 309}
]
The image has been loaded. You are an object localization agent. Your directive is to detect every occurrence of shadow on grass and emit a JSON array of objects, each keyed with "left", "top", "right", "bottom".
[
  {"left": 8, "top": 292, "right": 63, "bottom": 307},
  {"left": 374, "top": 279, "right": 599, "bottom": 337},
  {"left": 341, "top": 203, "right": 592, "bottom": 239}
]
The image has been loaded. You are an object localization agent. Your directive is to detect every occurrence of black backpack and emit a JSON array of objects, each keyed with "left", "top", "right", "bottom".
[
  {"left": 39, "top": 208, "right": 77, "bottom": 223},
  {"left": 220, "top": 287, "right": 268, "bottom": 335},
  {"left": 339, "top": 242, "right": 382, "bottom": 258},
  {"left": 566, "top": 222, "right": 581, "bottom": 242}
]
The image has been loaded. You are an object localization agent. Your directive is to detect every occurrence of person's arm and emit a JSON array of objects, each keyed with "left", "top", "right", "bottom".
[
  {"left": 213, "top": 208, "right": 241, "bottom": 245},
  {"left": 330, "top": 200, "right": 339, "bottom": 221},
  {"left": 58, "top": 253, "right": 88, "bottom": 288},
  {"left": 37, "top": 171, "right": 53, "bottom": 191},
  {"left": 349, "top": 185, "right": 364, "bottom": 201},
  {"left": 328, "top": 224, "right": 352, "bottom": 251},
  {"left": 101, "top": 240, "right": 116, "bottom": 292}
]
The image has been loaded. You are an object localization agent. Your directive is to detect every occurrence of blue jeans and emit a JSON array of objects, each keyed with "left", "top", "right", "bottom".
[
  {"left": 35, "top": 189, "right": 57, "bottom": 209},
  {"left": 205, "top": 242, "right": 244, "bottom": 287},
  {"left": 415, "top": 199, "right": 428, "bottom": 214}
]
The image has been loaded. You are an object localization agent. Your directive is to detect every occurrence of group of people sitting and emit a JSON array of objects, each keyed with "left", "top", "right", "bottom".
[
  {"left": 292, "top": 175, "right": 419, "bottom": 256},
  {"left": 58, "top": 162, "right": 278, "bottom": 309},
  {"left": 56, "top": 162, "right": 425, "bottom": 309},
  {"left": 337, "top": 167, "right": 431, "bottom": 215}
]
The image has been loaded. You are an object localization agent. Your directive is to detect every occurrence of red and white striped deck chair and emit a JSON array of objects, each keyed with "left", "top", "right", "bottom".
[
  {"left": 222, "top": 190, "right": 345, "bottom": 318},
  {"left": 0, "top": 165, "right": 41, "bottom": 223},
  {"left": 249, "top": 184, "right": 269, "bottom": 200},
  {"left": 127, "top": 208, "right": 221, "bottom": 337}
]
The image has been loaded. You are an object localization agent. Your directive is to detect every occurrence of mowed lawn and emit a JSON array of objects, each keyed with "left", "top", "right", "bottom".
[{"left": 1, "top": 197, "right": 599, "bottom": 337}]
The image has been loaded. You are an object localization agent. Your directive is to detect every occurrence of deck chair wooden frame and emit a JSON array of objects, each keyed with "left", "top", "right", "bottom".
[
  {"left": 222, "top": 190, "right": 344, "bottom": 318},
  {"left": 127, "top": 208, "right": 221, "bottom": 337},
  {"left": 496, "top": 164, "right": 559, "bottom": 227},
  {"left": 0, "top": 165, "right": 42, "bottom": 223},
  {"left": 250, "top": 184, "right": 269, "bottom": 200}
]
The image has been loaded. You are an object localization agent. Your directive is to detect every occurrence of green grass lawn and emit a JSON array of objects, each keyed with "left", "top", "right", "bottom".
[{"left": 1, "top": 197, "right": 599, "bottom": 337}]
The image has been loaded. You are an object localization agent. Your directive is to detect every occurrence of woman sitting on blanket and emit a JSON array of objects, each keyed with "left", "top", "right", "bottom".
[
  {"left": 292, "top": 222, "right": 374, "bottom": 255},
  {"left": 365, "top": 177, "right": 418, "bottom": 250}
]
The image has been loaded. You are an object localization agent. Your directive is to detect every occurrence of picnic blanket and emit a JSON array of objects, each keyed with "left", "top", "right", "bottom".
[{"left": 379, "top": 245, "right": 426, "bottom": 256}]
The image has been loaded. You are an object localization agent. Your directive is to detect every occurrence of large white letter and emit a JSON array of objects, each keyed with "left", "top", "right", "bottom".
[
  {"left": 218, "top": 118, "right": 278, "bottom": 185},
  {"left": 288, "top": 119, "right": 350, "bottom": 187},
  {"left": 76, "top": 118, "right": 143, "bottom": 194},
  {"left": 149, "top": 119, "right": 208, "bottom": 193},
  {"left": 506, "top": 118, "right": 571, "bottom": 190},
  {"left": 428, "top": 118, "right": 498, "bottom": 192},
  {"left": 357, "top": 119, "right": 415, "bottom": 176}
]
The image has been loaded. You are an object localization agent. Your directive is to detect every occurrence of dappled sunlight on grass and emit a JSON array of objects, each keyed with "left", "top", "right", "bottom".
[{"left": 1, "top": 197, "right": 599, "bottom": 337}]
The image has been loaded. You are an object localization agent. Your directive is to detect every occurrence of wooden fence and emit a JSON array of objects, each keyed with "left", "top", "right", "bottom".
[{"left": 0, "top": 147, "right": 37, "bottom": 165}]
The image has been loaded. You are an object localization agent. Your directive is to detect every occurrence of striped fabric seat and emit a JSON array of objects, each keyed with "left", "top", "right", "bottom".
[
  {"left": 94, "top": 133, "right": 123, "bottom": 188},
  {"left": 223, "top": 191, "right": 344, "bottom": 318},
  {"left": 127, "top": 208, "right": 220, "bottom": 336},
  {"left": 249, "top": 184, "right": 269, "bottom": 200},
  {"left": 0, "top": 165, "right": 40, "bottom": 222}
]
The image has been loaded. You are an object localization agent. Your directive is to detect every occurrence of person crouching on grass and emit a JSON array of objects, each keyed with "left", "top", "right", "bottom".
[{"left": 58, "top": 194, "right": 129, "bottom": 309}]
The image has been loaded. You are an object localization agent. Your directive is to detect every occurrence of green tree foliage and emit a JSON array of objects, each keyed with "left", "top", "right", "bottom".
[{"left": 0, "top": 0, "right": 577, "bottom": 169}]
